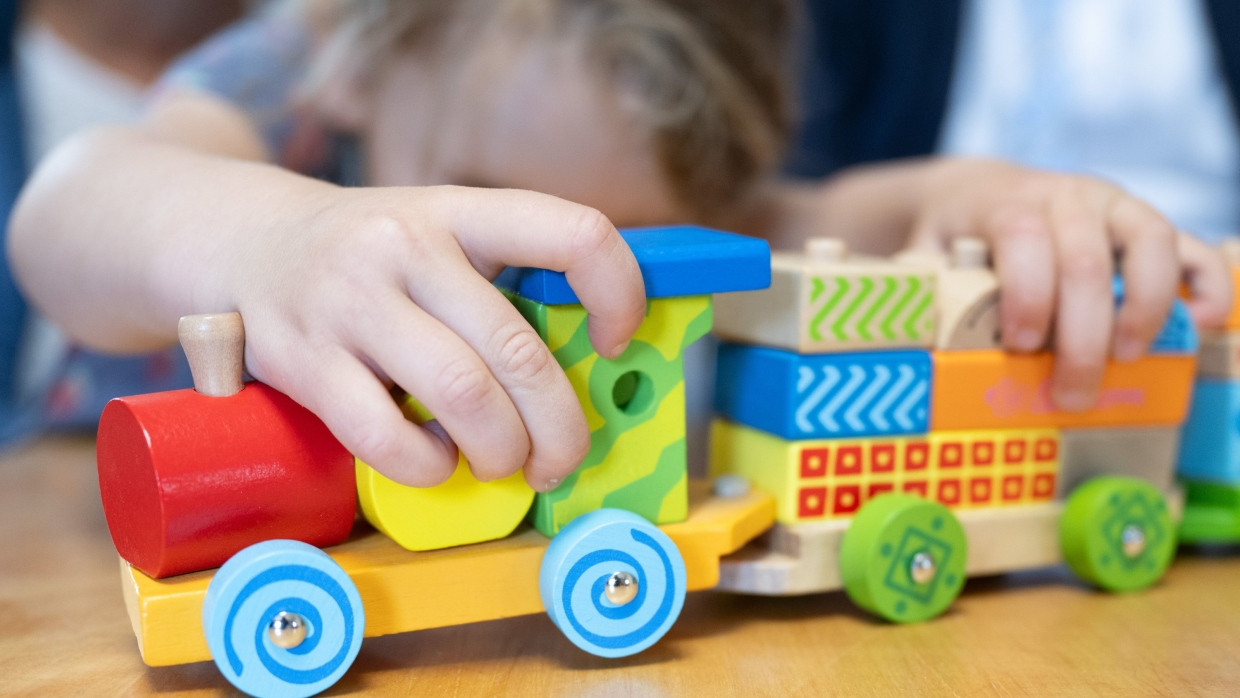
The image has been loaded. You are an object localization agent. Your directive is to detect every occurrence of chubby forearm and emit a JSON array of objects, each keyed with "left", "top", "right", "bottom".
[{"left": 8, "top": 124, "right": 332, "bottom": 352}]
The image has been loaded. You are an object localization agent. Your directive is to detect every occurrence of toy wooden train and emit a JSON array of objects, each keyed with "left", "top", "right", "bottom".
[
  {"left": 96, "top": 227, "right": 1225, "bottom": 697},
  {"left": 97, "top": 226, "right": 776, "bottom": 698}
]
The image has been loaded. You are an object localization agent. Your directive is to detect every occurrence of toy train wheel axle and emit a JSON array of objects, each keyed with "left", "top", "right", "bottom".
[
  {"left": 1121, "top": 525, "right": 1146, "bottom": 558},
  {"left": 605, "top": 571, "right": 639, "bottom": 606},
  {"left": 268, "top": 610, "right": 308, "bottom": 650},
  {"left": 909, "top": 551, "right": 937, "bottom": 585}
]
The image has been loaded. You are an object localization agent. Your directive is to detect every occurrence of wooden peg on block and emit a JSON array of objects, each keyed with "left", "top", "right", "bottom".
[
  {"left": 896, "top": 238, "right": 1002, "bottom": 351},
  {"left": 97, "top": 313, "right": 356, "bottom": 579},
  {"left": 936, "top": 238, "right": 1002, "bottom": 350},
  {"left": 177, "top": 312, "right": 245, "bottom": 397}
]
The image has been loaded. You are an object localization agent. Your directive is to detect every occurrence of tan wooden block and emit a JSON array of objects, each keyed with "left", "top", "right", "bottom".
[
  {"left": 718, "top": 520, "right": 848, "bottom": 595},
  {"left": 713, "top": 238, "right": 936, "bottom": 352},
  {"left": 897, "top": 239, "right": 1001, "bottom": 350},
  {"left": 935, "top": 267, "right": 1001, "bottom": 350},
  {"left": 1198, "top": 330, "right": 1240, "bottom": 378},
  {"left": 716, "top": 492, "right": 1183, "bottom": 596},
  {"left": 1057, "top": 426, "right": 1181, "bottom": 497},
  {"left": 717, "top": 505, "right": 1065, "bottom": 596}
]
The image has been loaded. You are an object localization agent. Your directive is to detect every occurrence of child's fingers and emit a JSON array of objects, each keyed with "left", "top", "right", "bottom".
[
  {"left": 434, "top": 186, "right": 646, "bottom": 358},
  {"left": 352, "top": 291, "right": 534, "bottom": 485},
  {"left": 1047, "top": 189, "right": 1115, "bottom": 411},
  {"left": 1178, "top": 233, "right": 1234, "bottom": 328},
  {"left": 402, "top": 257, "right": 590, "bottom": 492},
  {"left": 1108, "top": 197, "right": 1178, "bottom": 360},
  {"left": 988, "top": 206, "right": 1057, "bottom": 352},
  {"left": 294, "top": 347, "right": 461, "bottom": 488}
]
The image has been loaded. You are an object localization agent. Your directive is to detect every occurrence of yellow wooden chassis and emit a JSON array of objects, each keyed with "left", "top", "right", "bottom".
[{"left": 121, "top": 481, "right": 774, "bottom": 667}]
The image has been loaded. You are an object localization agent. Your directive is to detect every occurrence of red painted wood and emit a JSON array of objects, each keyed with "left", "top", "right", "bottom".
[{"left": 97, "top": 383, "right": 356, "bottom": 578}]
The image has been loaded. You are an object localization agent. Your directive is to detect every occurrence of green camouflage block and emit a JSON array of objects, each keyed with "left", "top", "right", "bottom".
[{"left": 509, "top": 293, "right": 712, "bottom": 536}]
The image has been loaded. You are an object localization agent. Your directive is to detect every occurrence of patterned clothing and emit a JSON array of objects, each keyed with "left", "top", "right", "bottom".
[
  {"left": 2, "top": 8, "right": 362, "bottom": 447},
  {"left": 157, "top": 8, "right": 358, "bottom": 183},
  {"left": 2, "top": 20, "right": 197, "bottom": 446}
]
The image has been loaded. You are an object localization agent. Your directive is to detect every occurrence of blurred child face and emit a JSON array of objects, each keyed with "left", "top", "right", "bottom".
[{"left": 362, "top": 35, "right": 688, "bottom": 228}]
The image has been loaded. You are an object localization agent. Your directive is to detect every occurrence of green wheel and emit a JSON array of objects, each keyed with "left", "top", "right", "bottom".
[
  {"left": 840, "top": 494, "right": 967, "bottom": 623},
  {"left": 1178, "top": 480, "right": 1240, "bottom": 544},
  {"left": 1060, "top": 477, "right": 1175, "bottom": 592}
]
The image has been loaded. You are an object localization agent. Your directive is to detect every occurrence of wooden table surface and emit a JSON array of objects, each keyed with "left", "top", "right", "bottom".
[{"left": 3, "top": 435, "right": 1240, "bottom": 696}]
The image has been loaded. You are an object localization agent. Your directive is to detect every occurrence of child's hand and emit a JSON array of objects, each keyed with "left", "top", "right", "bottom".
[
  {"left": 903, "top": 158, "right": 1232, "bottom": 410},
  {"left": 215, "top": 185, "right": 644, "bottom": 491},
  {"left": 9, "top": 100, "right": 646, "bottom": 492}
]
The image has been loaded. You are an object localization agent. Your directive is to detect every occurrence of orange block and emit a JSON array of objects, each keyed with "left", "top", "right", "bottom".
[
  {"left": 931, "top": 351, "right": 1195, "bottom": 430},
  {"left": 1184, "top": 258, "right": 1240, "bottom": 330},
  {"left": 1227, "top": 265, "right": 1240, "bottom": 330}
]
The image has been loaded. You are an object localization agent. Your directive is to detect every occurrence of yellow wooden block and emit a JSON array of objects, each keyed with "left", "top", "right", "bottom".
[
  {"left": 355, "top": 394, "right": 535, "bottom": 551},
  {"left": 121, "top": 481, "right": 774, "bottom": 667},
  {"left": 710, "top": 419, "right": 1060, "bottom": 524},
  {"left": 356, "top": 457, "right": 534, "bottom": 552}
]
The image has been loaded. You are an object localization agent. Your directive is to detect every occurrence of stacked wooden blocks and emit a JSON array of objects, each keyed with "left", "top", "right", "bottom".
[{"left": 709, "top": 238, "right": 1195, "bottom": 601}]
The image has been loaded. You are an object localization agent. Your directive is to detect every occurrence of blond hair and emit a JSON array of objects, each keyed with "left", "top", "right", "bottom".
[{"left": 305, "top": 0, "right": 795, "bottom": 221}]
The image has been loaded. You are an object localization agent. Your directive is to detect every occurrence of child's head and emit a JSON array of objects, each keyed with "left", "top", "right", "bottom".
[{"left": 306, "top": 0, "right": 795, "bottom": 228}]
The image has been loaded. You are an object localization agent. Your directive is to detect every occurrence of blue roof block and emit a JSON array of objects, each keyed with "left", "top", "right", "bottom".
[{"left": 495, "top": 225, "right": 771, "bottom": 304}]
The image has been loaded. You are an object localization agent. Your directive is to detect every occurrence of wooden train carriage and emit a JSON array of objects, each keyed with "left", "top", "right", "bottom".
[{"left": 709, "top": 238, "right": 1194, "bottom": 622}]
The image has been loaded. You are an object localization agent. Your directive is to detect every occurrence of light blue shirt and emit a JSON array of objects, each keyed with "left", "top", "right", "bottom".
[{"left": 939, "top": 0, "right": 1240, "bottom": 243}]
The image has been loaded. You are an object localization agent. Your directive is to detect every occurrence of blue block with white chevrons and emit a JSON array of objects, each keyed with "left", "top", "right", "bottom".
[
  {"left": 714, "top": 342, "right": 932, "bottom": 440},
  {"left": 1113, "top": 278, "right": 1198, "bottom": 354},
  {"left": 1177, "top": 377, "right": 1240, "bottom": 484},
  {"left": 1149, "top": 300, "right": 1197, "bottom": 354}
]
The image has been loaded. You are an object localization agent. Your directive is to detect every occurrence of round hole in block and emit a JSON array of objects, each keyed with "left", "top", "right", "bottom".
[{"left": 612, "top": 370, "right": 654, "bottom": 415}]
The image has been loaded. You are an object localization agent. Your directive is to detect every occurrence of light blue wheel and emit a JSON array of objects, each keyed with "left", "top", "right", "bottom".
[
  {"left": 203, "top": 540, "right": 364, "bottom": 698},
  {"left": 540, "top": 509, "right": 687, "bottom": 658}
]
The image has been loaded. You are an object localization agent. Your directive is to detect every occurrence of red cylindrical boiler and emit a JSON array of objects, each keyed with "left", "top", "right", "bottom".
[{"left": 97, "top": 383, "right": 356, "bottom": 578}]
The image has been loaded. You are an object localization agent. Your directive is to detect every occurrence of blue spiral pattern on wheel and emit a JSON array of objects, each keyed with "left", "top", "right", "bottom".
[
  {"left": 540, "top": 510, "right": 687, "bottom": 657},
  {"left": 587, "top": 551, "right": 645, "bottom": 621},
  {"left": 204, "top": 541, "right": 364, "bottom": 698},
  {"left": 556, "top": 525, "right": 684, "bottom": 653},
  {"left": 219, "top": 566, "right": 356, "bottom": 684}
]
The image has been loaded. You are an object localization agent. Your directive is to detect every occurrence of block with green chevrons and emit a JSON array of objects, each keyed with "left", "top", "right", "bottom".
[{"left": 713, "top": 247, "right": 936, "bottom": 353}]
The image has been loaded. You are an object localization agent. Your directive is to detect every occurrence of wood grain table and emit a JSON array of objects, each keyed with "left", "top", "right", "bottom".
[{"left": 3, "top": 435, "right": 1239, "bottom": 696}]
